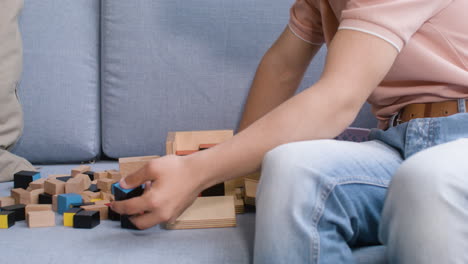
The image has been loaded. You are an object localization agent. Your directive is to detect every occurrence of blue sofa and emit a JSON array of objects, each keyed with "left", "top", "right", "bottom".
[{"left": 0, "top": 1, "right": 386, "bottom": 263}]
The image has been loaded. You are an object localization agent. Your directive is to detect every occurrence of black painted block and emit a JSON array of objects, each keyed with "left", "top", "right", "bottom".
[
  {"left": 121, "top": 215, "right": 138, "bottom": 230},
  {"left": 87, "top": 184, "right": 100, "bottom": 193},
  {"left": 201, "top": 183, "right": 225, "bottom": 197},
  {"left": 14, "top": 171, "right": 40, "bottom": 189},
  {"left": 108, "top": 206, "right": 121, "bottom": 221},
  {"left": 38, "top": 193, "right": 53, "bottom": 204},
  {"left": 73, "top": 210, "right": 100, "bottom": 229},
  {"left": 0, "top": 211, "right": 16, "bottom": 228},
  {"left": 56, "top": 176, "right": 72, "bottom": 182},
  {"left": 82, "top": 171, "right": 95, "bottom": 181},
  {"left": 1, "top": 204, "right": 26, "bottom": 221}
]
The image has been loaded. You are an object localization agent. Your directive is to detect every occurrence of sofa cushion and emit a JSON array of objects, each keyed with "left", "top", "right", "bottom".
[
  {"left": 101, "top": 0, "right": 377, "bottom": 158},
  {"left": 0, "top": 161, "right": 386, "bottom": 263},
  {"left": 10, "top": 0, "right": 100, "bottom": 163}
]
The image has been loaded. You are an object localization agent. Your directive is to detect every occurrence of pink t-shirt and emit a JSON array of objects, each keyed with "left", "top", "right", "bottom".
[{"left": 290, "top": 0, "right": 468, "bottom": 129}]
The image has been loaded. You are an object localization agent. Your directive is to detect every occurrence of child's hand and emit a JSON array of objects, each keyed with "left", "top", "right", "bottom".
[{"left": 110, "top": 154, "right": 206, "bottom": 230}]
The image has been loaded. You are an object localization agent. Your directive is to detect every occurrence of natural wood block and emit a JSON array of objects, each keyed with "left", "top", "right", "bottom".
[
  {"left": 166, "top": 130, "right": 233, "bottom": 155},
  {"left": 25, "top": 204, "right": 52, "bottom": 222},
  {"left": 27, "top": 211, "right": 55, "bottom": 228},
  {"left": 225, "top": 171, "right": 260, "bottom": 197},
  {"left": 82, "top": 191, "right": 101, "bottom": 200},
  {"left": 47, "top": 174, "right": 69, "bottom": 180},
  {"left": 97, "top": 179, "right": 114, "bottom": 193},
  {"left": 244, "top": 178, "right": 258, "bottom": 206},
  {"left": 106, "top": 170, "right": 122, "bottom": 182},
  {"left": 235, "top": 197, "right": 245, "bottom": 214},
  {"left": 100, "top": 192, "right": 115, "bottom": 202},
  {"left": 71, "top": 165, "right": 91, "bottom": 177},
  {"left": 94, "top": 171, "right": 108, "bottom": 180},
  {"left": 0, "top": 197, "right": 15, "bottom": 207},
  {"left": 81, "top": 204, "right": 109, "bottom": 220},
  {"left": 52, "top": 195, "right": 58, "bottom": 212},
  {"left": 29, "top": 178, "right": 46, "bottom": 190},
  {"left": 65, "top": 177, "right": 85, "bottom": 194},
  {"left": 44, "top": 179, "right": 66, "bottom": 195},
  {"left": 81, "top": 194, "right": 91, "bottom": 203},
  {"left": 119, "top": 155, "right": 160, "bottom": 177},
  {"left": 74, "top": 173, "right": 91, "bottom": 190},
  {"left": 94, "top": 199, "right": 110, "bottom": 205},
  {"left": 11, "top": 188, "right": 31, "bottom": 204},
  {"left": 165, "top": 196, "right": 236, "bottom": 230},
  {"left": 30, "top": 188, "right": 44, "bottom": 204}
]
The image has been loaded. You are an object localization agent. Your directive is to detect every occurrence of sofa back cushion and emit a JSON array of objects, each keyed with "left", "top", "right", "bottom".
[
  {"left": 11, "top": 0, "right": 101, "bottom": 163},
  {"left": 101, "top": 0, "right": 377, "bottom": 158}
]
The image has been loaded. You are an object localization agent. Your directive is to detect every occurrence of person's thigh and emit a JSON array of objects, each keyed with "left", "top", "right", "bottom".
[
  {"left": 379, "top": 138, "right": 468, "bottom": 264},
  {"left": 254, "top": 139, "right": 403, "bottom": 264}
]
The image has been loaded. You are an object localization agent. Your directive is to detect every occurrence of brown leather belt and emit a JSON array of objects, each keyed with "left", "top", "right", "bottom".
[{"left": 396, "top": 100, "right": 467, "bottom": 125}]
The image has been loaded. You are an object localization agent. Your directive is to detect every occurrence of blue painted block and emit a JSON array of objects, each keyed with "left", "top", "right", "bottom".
[
  {"left": 57, "top": 194, "right": 83, "bottom": 214},
  {"left": 112, "top": 182, "right": 144, "bottom": 201}
]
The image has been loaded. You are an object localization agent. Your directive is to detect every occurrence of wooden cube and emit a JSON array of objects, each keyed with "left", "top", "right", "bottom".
[
  {"left": 11, "top": 188, "right": 31, "bottom": 205},
  {"left": 0, "top": 211, "right": 15, "bottom": 229},
  {"left": 71, "top": 165, "right": 91, "bottom": 177},
  {"left": 25, "top": 204, "right": 52, "bottom": 222},
  {"left": 73, "top": 210, "right": 100, "bottom": 229},
  {"left": 118, "top": 155, "right": 160, "bottom": 177},
  {"left": 106, "top": 170, "right": 122, "bottom": 182},
  {"left": 94, "top": 171, "right": 109, "bottom": 180},
  {"left": 44, "top": 179, "right": 66, "bottom": 195},
  {"left": 29, "top": 178, "right": 47, "bottom": 190},
  {"left": 63, "top": 208, "right": 82, "bottom": 227},
  {"left": 0, "top": 197, "right": 15, "bottom": 207},
  {"left": 97, "top": 179, "right": 114, "bottom": 193},
  {"left": 27, "top": 211, "right": 55, "bottom": 228},
  {"left": 81, "top": 204, "right": 109, "bottom": 220}
]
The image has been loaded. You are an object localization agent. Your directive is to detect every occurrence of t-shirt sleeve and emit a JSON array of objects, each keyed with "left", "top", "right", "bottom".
[
  {"left": 289, "top": 0, "right": 324, "bottom": 45},
  {"left": 338, "top": 0, "right": 453, "bottom": 52}
]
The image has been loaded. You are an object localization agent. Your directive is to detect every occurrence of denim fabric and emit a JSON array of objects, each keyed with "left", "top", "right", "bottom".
[{"left": 255, "top": 113, "right": 468, "bottom": 263}]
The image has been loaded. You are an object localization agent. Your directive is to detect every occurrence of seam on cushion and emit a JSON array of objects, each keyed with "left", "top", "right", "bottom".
[
  {"left": 338, "top": 26, "right": 401, "bottom": 52},
  {"left": 426, "top": 22, "right": 467, "bottom": 70},
  {"left": 288, "top": 23, "right": 323, "bottom": 46}
]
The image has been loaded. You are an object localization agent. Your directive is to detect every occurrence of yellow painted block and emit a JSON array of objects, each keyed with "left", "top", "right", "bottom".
[
  {"left": 0, "top": 215, "right": 9, "bottom": 229},
  {"left": 90, "top": 198, "right": 102, "bottom": 203},
  {"left": 63, "top": 212, "right": 76, "bottom": 227}
]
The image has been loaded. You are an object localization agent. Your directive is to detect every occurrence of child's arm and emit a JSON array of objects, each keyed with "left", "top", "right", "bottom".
[{"left": 111, "top": 29, "right": 398, "bottom": 229}]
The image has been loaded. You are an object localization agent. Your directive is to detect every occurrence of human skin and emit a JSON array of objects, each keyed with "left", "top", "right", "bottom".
[{"left": 111, "top": 27, "right": 398, "bottom": 230}]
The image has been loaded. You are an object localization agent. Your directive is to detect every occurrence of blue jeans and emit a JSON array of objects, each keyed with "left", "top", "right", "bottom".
[{"left": 254, "top": 113, "right": 468, "bottom": 263}]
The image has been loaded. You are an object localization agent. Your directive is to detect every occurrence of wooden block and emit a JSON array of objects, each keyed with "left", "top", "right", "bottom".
[
  {"left": 73, "top": 210, "right": 100, "bottom": 228},
  {"left": 166, "top": 130, "right": 233, "bottom": 155},
  {"left": 119, "top": 155, "right": 160, "bottom": 177},
  {"left": 47, "top": 174, "right": 69, "bottom": 180},
  {"left": 97, "top": 179, "right": 114, "bottom": 193},
  {"left": 52, "top": 195, "right": 58, "bottom": 212},
  {"left": 29, "top": 178, "right": 47, "bottom": 190},
  {"left": 81, "top": 194, "right": 91, "bottom": 203},
  {"left": 100, "top": 192, "right": 115, "bottom": 202},
  {"left": 1, "top": 204, "right": 26, "bottom": 221},
  {"left": 81, "top": 204, "right": 109, "bottom": 220},
  {"left": 235, "top": 197, "right": 245, "bottom": 214},
  {"left": 82, "top": 191, "right": 101, "bottom": 200},
  {"left": 75, "top": 173, "right": 91, "bottom": 190},
  {"left": 165, "top": 196, "right": 236, "bottom": 230},
  {"left": 225, "top": 171, "right": 260, "bottom": 197},
  {"left": 27, "top": 211, "right": 55, "bottom": 228},
  {"left": 91, "top": 180, "right": 98, "bottom": 185},
  {"left": 30, "top": 188, "right": 44, "bottom": 204},
  {"left": 71, "top": 165, "right": 91, "bottom": 177},
  {"left": 244, "top": 178, "right": 258, "bottom": 206},
  {"left": 94, "top": 171, "right": 109, "bottom": 180},
  {"left": 65, "top": 177, "right": 84, "bottom": 194},
  {"left": 0, "top": 211, "right": 15, "bottom": 229},
  {"left": 44, "top": 179, "right": 66, "bottom": 195},
  {"left": 25, "top": 204, "right": 52, "bottom": 222},
  {"left": 11, "top": 188, "right": 31, "bottom": 205},
  {"left": 198, "top": 143, "right": 217, "bottom": 150},
  {"left": 38, "top": 193, "right": 53, "bottom": 204},
  {"left": 64, "top": 208, "right": 82, "bottom": 227},
  {"left": 94, "top": 199, "right": 110, "bottom": 205},
  {"left": 14, "top": 170, "right": 41, "bottom": 189},
  {"left": 0, "top": 197, "right": 15, "bottom": 207},
  {"left": 106, "top": 170, "right": 122, "bottom": 182}
]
